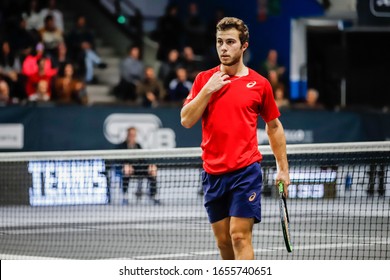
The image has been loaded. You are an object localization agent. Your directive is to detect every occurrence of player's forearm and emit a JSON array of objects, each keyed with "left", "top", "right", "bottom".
[
  {"left": 180, "top": 89, "right": 212, "bottom": 128},
  {"left": 266, "top": 119, "right": 289, "bottom": 172}
]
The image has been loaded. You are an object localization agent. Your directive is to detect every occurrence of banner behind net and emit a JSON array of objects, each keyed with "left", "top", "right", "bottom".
[{"left": 0, "top": 142, "right": 389, "bottom": 260}]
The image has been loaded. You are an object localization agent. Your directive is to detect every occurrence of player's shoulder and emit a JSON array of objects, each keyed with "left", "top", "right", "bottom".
[
  {"left": 247, "top": 68, "right": 272, "bottom": 89},
  {"left": 247, "top": 67, "right": 268, "bottom": 82}
]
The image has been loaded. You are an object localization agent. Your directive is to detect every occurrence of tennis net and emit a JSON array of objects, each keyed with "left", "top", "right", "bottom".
[{"left": 0, "top": 141, "right": 389, "bottom": 260}]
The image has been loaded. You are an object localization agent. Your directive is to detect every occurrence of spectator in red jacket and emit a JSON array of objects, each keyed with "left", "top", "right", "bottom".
[{"left": 22, "top": 50, "right": 57, "bottom": 98}]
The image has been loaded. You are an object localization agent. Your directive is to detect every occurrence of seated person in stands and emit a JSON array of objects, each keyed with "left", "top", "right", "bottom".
[
  {"left": 158, "top": 48, "right": 182, "bottom": 89},
  {"left": 117, "top": 127, "right": 159, "bottom": 205},
  {"left": 113, "top": 45, "right": 144, "bottom": 101},
  {"left": 274, "top": 83, "right": 290, "bottom": 109},
  {"left": 39, "top": 0, "right": 64, "bottom": 33},
  {"left": 0, "top": 40, "right": 24, "bottom": 102},
  {"left": 180, "top": 46, "right": 203, "bottom": 82},
  {"left": 39, "top": 14, "right": 64, "bottom": 63},
  {"left": 136, "top": 66, "right": 165, "bottom": 108},
  {"left": 66, "top": 15, "right": 107, "bottom": 84},
  {"left": 292, "top": 88, "right": 324, "bottom": 110},
  {"left": 22, "top": 53, "right": 57, "bottom": 100},
  {"left": 167, "top": 66, "right": 192, "bottom": 104},
  {"left": 28, "top": 79, "right": 51, "bottom": 102},
  {"left": 52, "top": 62, "right": 87, "bottom": 105}
]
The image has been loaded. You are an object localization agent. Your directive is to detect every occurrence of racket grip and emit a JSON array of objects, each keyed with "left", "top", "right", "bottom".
[{"left": 278, "top": 181, "right": 284, "bottom": 194}]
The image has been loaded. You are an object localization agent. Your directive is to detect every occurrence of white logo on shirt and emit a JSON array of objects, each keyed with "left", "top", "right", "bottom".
[{"left": 246, "top": 81, "right": 256, "bottom": 88}]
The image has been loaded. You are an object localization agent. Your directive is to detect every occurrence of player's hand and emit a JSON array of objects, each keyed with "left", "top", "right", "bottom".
[
  {"left": 203, "top": 71, "right": 231, "bottom": 94},
  {"left": 276, "top": 171, "right": 290, "bottom": 197}
]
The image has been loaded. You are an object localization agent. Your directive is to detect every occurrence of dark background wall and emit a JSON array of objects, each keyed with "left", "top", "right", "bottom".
[{"left": 174, "top": 0, "right": 324, "bottom": 90}]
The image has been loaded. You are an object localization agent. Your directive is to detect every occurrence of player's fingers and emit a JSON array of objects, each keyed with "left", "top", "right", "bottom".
[
  {"left": 221, "top": 74, "right": 230, "bottom": 81},
  {"left": 214, "top": 71, "right": 229, "bottom": 80},
  {"left": 275, "top": 179, "right": 288, "bottom": 198}
]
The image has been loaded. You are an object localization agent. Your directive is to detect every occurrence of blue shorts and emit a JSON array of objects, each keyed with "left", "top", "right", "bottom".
[{"left": 202, "top": 162, "right": 262, "bottom": 224}]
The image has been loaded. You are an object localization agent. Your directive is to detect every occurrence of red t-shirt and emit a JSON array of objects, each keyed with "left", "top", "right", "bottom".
[{"left": 183, "top": 66, "right": 280, "bottom": 175}]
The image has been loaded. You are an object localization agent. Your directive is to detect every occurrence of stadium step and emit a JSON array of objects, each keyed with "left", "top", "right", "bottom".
[
  {"left": 94, "top": 68, "right": 120, "bottom": 87},
  {"left": 96, "top": 46, "right": 117, "bottom": 57},
  {"left": 86, "top": 85, "right": 116, "bottom": 105}
]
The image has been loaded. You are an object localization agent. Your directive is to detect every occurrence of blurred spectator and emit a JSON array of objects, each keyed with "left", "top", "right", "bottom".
[
  {"left": 167, "top": 66, "right": 192, "bottom": 104},
  {"left": 181, "top": 46, "right": 203, "bottom": 82},
  {"left": 293, "top": 88, "right": 324, "bottom": 110},
  {"left": 21, "top": 0, "right": 42, "bottom": 32},
  {"left": 65, "top": 14, "right": 104, "bottom": 81},
  {"left": 66, "top": 15, "right": 96, "bottom": 58},
  {"left": 113, "top": 45, "right": 144, "bottom": 101},
  {"left": 39, "top": 14, "right": 64, "bottom": 62},
  {"left": 184, "top": 2, "right": 207, "bottom": 56},
  {"left": 79, "top": 41, "right": 107, "bottom": 84},
  {"left": 118, "top": 127, "right": 159, "bottom": 205},
  {"left": 39, "top": 0, "right": 64, "bottom": 33},
  {"left": 267, "top": 69, "right": 280, "bottom": 92},
  {"left": 136, "top": 66, "right": 165, "bottom": 108},
  {"left": 28, "top": 78, "right": 50, "bottom": 102},
  {"left": 259, "top": 49, "right": 285, "bottom": 81},
  {"left": 305, "top": 88, "right": 324, "bottom": 109},
  {"left": 158, "top": 48, "right": 182, "bottom": 89},
  {"left": 22, "top": 53, "right": 57, "bottom": 99},
  {"left": 0, "top": 40, "right": 24, "bottom": 101},
  {"left": 0, "top": 41, "right": 21, "bottom": 74},
  {"left": 52, "top": 62, "right": 87, "bottom": 105},
  {"left": 274, "top": 83, "right": 290, "bottom": 109},
  {"left": 10, "top": 17, "right": 40, "bottom": 61},
  {"left": 0, "top": 80, "right": 11, "bottom": 105},
  {"left": 153, "top": 3, "right": 183, "bottom": 61},
  {"left": 53, "top": 41, "right": 69, "bottom": 70}
]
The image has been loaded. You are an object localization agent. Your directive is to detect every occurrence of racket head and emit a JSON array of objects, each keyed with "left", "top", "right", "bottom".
[{"left": 278, "top": 182, "right": 293, "bottom": 253}]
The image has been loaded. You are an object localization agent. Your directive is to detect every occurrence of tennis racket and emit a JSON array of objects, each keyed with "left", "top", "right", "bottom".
[{"left": 278, "top": 182, "right": 293, "bottom": 253}]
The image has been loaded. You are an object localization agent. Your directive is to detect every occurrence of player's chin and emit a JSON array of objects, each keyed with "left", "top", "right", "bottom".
[
  {"left": 219, "top": 56, "right": 230, "bottom": 62},
  {"left": 220, "top": 60, "right": 234, "bottom": 66},
  {"left": 220, "top": 57, "right": 239, "bottom": 66}
]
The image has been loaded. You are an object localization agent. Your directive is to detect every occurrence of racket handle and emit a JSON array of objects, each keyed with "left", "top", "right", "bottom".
[{"left": 278, "top": 181, "right": 284, "bottom": 194}]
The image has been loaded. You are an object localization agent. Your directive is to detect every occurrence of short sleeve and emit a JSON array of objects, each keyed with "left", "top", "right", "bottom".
[
  {"left": 259, "top": 79, "right": 281, "bottom": 123},
  {"left": 183, "top": 72, "right": 202, "bottom": 107}
]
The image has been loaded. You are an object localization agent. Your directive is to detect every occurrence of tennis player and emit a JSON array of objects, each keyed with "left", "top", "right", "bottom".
[{"left": 181, "top": 17, "right": 290, "bottom": 260}]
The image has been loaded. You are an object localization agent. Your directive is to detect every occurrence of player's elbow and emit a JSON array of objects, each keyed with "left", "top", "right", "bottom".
[
  {"left": 180, "top": 107, "right": 195, "bottom": 128},
  {"left": 181, "top": 117, "right": 194, "bottom": 129}
]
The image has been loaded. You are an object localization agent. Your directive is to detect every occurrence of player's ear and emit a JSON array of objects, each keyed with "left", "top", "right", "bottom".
[{"left": 242, "top": 41, "right": 249, "bottom": 51}]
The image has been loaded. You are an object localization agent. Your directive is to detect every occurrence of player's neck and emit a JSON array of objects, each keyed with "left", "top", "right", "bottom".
[{"left": 220, "top": 63, "right": 248, "bottom": 77}]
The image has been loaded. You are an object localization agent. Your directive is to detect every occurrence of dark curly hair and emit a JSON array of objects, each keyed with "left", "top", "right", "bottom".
[{"left": 216, "top": 17, "right": 249, "bottom": 46}]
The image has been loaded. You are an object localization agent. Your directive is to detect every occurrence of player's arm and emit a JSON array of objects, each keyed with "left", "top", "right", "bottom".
[
  {"left": 266, "top": 118, "right": 290, "bottom": 196},
  {"left": 181, "top": 71, "right": 230, "bottom": 128}
]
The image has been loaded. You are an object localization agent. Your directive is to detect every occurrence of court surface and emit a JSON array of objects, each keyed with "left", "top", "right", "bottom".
[{"left": 1, "top": 192, "right": 389, "bottom": 260}]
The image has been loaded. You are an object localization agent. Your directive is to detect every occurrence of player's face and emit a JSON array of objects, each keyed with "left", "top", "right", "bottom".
[{"left": 216, "top": 29, "right": 247, "bottom": 66}]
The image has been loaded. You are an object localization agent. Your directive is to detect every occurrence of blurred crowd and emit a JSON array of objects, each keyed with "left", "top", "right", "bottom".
[
  {"left": 111, "top": 2, "right": 225, "bottom": 108},
  {"left": 0, "top": 0, "right": 324, "bottom": 109},
  {"left": 0, "top": 0, "right": 106, "bottom": 106}
]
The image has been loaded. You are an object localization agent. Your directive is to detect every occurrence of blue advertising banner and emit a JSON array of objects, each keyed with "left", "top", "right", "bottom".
[{"left": 0, "top": 106, "right": 389, "bottom": 151}]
